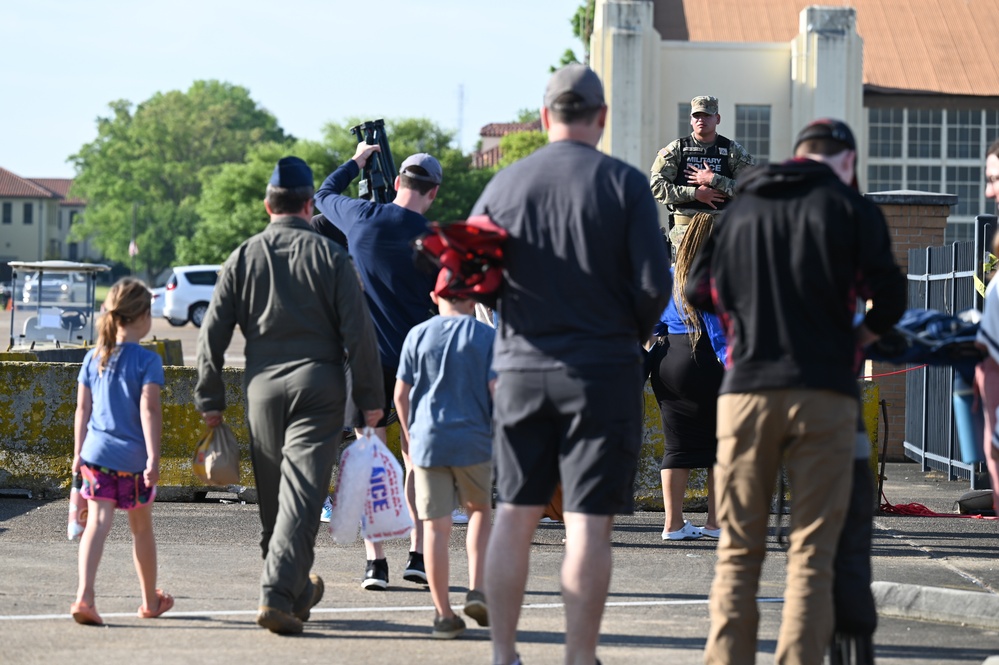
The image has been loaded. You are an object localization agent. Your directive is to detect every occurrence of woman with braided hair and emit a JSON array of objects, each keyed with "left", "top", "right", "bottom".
[{"left": 649, "top": 212, "right": 727, "bottom": 541}]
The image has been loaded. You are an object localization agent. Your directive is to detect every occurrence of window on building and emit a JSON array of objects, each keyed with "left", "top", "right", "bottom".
[
  {"left": 867, "top": 107, "right": 995, "bottom": 240},
  {"left": 868, "top": 165, "right": 902, "bottom": 193},
  {"left": 946, "top": 166, "right": 983, "bottom": 216},
  {"left": 986, "top": 110, "right": 999, "bottom": 146},
  {"left": 869, "top": 108, "right": 903, "bottom": 158},
  {"left": 906, "top": 165, "right": 943, "bottom": 192},
  {"left": 23, "top": 203, "right": 33, "bottom": 225},
  {"left": 907, "top": 109, "right": 942, "bottom": 159},
  {"left": 69, "top": 210, "right": 78, "bottom": 225},
  {"left": 2, "top": 202, "right": 11, "bottom": 225},
  {"left": 735, "top": 105, "right": 771, "bottom": 164},
  {"left": 948, "top": 110, "right": 982, "bottom": 159},
  {"left": 677, "top": 103, "right": 691, "bottom": 138}
]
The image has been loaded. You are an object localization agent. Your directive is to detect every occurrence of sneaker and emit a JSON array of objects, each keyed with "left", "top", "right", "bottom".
[
  {"left": 320, "top": 496, "right": 333, "bottom": 523},
  {"left": 432, "top": 613, "right": 466, "bottom": 639},
  {"left": 463, "top": 589, "right": 488, "bottom": 626},
  {"left": 362, "top": 558, "right": 388, "bottom": 590},
  {"left": 256, "top": 606, "right": 304, "bottom": 635},
  {"left": 699, "top": 525, "right": 721, "bottom": 539},
  {"left": 403, "top": 551, "right": 429, "bottom": 584},
  {"left": 451, "top": 507, "right": 469, "bottom": 524},
  {"left": 662, "top": 520, "right": 702, "bottom": 541}
]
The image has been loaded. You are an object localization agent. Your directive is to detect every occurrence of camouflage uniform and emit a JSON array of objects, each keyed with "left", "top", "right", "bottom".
[{"left": 650, "top": 96, "right": 755, "bottom": 246}]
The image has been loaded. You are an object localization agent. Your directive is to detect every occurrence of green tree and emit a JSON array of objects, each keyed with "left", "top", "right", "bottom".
[
  {"left": 185, "top": 117, "right": 496, "bottom": 264},
  {"left": 552, "top": 1, "right": 595, "bottom": 70},
  {"left": 499, "top": 131, "right": 548, "bottom": 168},
  {"left": 515, "top": 108, "right": 541, "bottom": 124},
  {"left": 69, "top": 80, "right": 287, "bottom": 278}
]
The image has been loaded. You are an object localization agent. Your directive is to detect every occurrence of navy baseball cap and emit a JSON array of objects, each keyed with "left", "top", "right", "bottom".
[
  {"left": 794, "top": 119, "right": 857, "bottom": 152},
  {"left": 269, "top": 157, "right": 313, "bottom": 188},
  {"left": 400, "top": 153, "right": 443, "bottom": 185}
]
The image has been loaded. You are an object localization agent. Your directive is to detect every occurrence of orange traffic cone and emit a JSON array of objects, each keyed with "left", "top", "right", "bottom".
[{"left": 4, "top": 296, "right": 11, "bottom": 311}]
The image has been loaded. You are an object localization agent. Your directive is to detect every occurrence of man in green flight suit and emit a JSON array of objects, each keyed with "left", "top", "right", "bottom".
[{"left": 650, "top": 95, "right": 756, "bottom": 249}]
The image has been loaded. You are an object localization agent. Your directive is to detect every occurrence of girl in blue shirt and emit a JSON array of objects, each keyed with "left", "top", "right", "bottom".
[{"left": 71, "top": 278, "right": 171, "bottom": 625}]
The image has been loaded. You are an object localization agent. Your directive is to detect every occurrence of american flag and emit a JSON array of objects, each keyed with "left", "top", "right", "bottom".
[{"left": 128, "top": 239, "right": 139, "bottom": 257}]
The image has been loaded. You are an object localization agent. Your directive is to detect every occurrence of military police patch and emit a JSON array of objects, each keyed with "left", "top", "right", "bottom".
[{"left": 719, "top": 148, "right": 728, "bottom": 155}]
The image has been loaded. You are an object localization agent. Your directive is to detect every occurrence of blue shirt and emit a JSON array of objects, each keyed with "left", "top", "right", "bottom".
[
  {"left": 654, "top": 269, "right": 728, "bottom": 365},
  {"left": 314, "top": 161, "right": 437, "bottom": 369},
  {"left": 397, "top": 315, "right": 496, "bottom": 467},
  {"left": 78, "top": 343, "right": 165, "bottom": 472}
]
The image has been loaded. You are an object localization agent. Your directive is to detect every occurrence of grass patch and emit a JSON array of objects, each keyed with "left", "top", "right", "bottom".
[{"left": 93, "top": 285, "right": 110, "bottom": 308}]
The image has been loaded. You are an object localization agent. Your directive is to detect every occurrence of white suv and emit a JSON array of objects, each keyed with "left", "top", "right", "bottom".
[{"left": 162, "top": 265, "right": 221, "bottom": 327}]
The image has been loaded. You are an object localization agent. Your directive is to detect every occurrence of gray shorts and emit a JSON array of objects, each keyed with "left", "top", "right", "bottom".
[{"left": 492, "top": 364, "right": 644, "bottom": 515}]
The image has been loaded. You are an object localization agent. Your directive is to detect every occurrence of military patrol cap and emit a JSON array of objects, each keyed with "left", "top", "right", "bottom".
[
  {"left": 794, "top": 118, "right": 856, "bottom": 152},
  {"left": 544, "top": 63, "right": 605, "bottom": 110},
  {"left": 690, "top": 96, "right": 719, "bottom": 115},
  {"left": 400, "top": 153, "right": 443, "bottom": 185},
  {"left": 269, "top": 157, "right": 313, "bottom": 188}
]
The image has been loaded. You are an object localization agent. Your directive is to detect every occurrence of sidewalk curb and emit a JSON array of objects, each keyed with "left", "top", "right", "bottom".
[{"left": 872, "top": 581, "right": 999, "bottom": 630}]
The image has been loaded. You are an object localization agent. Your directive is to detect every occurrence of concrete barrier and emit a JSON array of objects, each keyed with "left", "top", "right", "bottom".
[
  {"left": 1, "top": 358, "right": 873, "bottom": 509},
  {"left": 0, "top": 357, "right": 672, "bottom": 507}
]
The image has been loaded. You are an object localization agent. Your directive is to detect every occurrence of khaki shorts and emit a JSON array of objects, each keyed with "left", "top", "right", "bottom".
[{"left": 414, "top": 461, "right": 492, "bottom": 521}]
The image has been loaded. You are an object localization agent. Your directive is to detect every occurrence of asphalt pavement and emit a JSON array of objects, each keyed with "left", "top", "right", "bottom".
[{"left": 1, "top": 463, "right": 997, "bottom": 664}]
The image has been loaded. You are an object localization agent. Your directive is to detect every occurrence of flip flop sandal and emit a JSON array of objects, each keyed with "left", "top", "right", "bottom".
[
  {"left": 70, "top": 600, "right": 103, "bottom": 626},
  {"left": 137, "top": 589, "right": 174, "bottom": 619}
]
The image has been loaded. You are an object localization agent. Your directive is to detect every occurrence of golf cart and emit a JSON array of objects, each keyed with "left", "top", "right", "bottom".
[{"left": 6, "top": 261, "right": 109, "bottom": 352}]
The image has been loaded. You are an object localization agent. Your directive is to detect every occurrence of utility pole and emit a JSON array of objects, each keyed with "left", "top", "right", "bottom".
[
  {"left": 130, "top": 202, "right": 137, "bottom": 275},
  {"left": 457, "top": 83, "right": 465, "bottom": 152}
]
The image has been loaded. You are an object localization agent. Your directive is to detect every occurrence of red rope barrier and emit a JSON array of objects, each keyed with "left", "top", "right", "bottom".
[
  {"left": 879, "top": 493, "right": 999, "bottom": 519},
  {"left": 860, "top": 364, "right": 928, "bottom": 379}
]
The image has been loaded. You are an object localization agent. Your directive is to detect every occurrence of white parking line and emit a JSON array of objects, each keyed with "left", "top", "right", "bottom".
[{"left": 0, "top": 598, "right": 783, "bottom": 622}]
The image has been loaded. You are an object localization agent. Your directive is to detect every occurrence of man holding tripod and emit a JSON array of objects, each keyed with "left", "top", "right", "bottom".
[{"left": 314, "top": 138, "right": 442, "bottom": 591}]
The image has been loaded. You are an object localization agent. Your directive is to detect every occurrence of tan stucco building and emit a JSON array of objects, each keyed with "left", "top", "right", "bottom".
[
  {"left": 591, "top": 0, "right": 999, "bottom": 241},
  {"left": 0, "top": 167, "right": 98, "bottom": 281}
]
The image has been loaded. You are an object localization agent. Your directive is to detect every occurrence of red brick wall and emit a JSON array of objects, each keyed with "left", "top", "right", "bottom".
[{"left": 869, "top": 202, "right": 949, "bottom": 460}]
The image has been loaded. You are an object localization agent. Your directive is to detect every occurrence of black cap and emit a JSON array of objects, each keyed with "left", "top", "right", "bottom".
[{"left": 794, "top": 119, "right": 856, "bottom": 152}]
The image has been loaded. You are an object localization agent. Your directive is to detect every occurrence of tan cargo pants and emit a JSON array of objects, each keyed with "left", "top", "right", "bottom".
[{"left": 704, "top": 389, "right": 856, "bottom": 665}]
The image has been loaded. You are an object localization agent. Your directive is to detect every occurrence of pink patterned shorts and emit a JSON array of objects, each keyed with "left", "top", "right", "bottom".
[{"left": 80, "top": 462, "right": 156, "bottom": 510}]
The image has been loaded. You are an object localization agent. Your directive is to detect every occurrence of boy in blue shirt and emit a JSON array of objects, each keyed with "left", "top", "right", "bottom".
[{"left": 394, "top": 275, "right": 496, "bottom": 639}]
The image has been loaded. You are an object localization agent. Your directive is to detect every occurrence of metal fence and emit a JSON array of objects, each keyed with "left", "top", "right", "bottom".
[{"left": 903, "top": 215, "right": 995, "bottom": 487}]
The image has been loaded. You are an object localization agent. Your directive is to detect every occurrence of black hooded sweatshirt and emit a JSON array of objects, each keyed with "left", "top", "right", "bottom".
[{"left": 686, "top": 158, "right": 906, "bottom": 398}]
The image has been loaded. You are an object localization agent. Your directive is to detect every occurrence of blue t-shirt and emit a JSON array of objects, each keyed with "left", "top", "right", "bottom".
[
  {"left": 315, "top": 161, "right": 437, "bottom": 369},
  {"left": 396, "top": 315, "right": 496, "bottom": 468},
  {"left": 78, "top": 343, "right": 165, "bottom": 472},
  {"left": 654, "top": 268, "right": 728, "bottom": 365}
]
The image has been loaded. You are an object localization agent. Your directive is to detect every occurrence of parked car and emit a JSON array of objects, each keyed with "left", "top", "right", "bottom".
[
  {"left": 162, "top": 265, "right": 221, "bottom": 328},
  {"left": 150, "top": 286, "right": 166, "bottom": 318},
  {"left": 21, "top": 270, "right": 90, "bottom": 305}
]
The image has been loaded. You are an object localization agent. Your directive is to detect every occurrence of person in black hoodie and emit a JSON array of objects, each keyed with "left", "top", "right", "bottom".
[{"left": 687, "top": 119, "right": 906, "bottom": 665}]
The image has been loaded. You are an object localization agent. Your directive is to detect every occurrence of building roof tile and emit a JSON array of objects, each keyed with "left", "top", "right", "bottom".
[
  {"left": 479, "top": 120, "right": 543, "bottom": 137},
  {"left": 0, "top": 167, "right": 61, "bottom": 199},
  {"left": 655, "top": 0, "right": 999, "bottom": 97},
  {"left": 28, "top": 178, "right": 84, "bottom": 206}
]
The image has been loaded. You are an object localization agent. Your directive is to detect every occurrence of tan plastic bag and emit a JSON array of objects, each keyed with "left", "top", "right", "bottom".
[{"left": 192, "top": 423, "right": 240, "bottom": 486}]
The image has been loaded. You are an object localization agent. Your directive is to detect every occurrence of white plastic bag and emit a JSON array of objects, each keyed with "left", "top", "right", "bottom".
[
  {"left": 328, "top": 430, "right": 376, "bottom": 544},
  {"left": 361, "top": 437, "right": 414, "bottom": 542}
]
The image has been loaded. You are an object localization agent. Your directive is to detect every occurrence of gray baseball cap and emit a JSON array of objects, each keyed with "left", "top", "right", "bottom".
[
  {"left": 399, "top": 153, "right": 443, "bottom": 185},
  {"left": 544, "top": 63, "right": 605, "bottom": 110}
]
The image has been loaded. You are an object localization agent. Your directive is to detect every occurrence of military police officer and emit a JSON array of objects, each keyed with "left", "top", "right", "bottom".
[{"left": 650, "top": 95, "right": 755, "bottom": 248}]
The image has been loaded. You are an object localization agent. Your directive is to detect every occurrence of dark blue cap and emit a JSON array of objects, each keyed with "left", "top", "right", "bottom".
[{"left": 269, "top": 157, "right": 313, "bottom": 188}]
